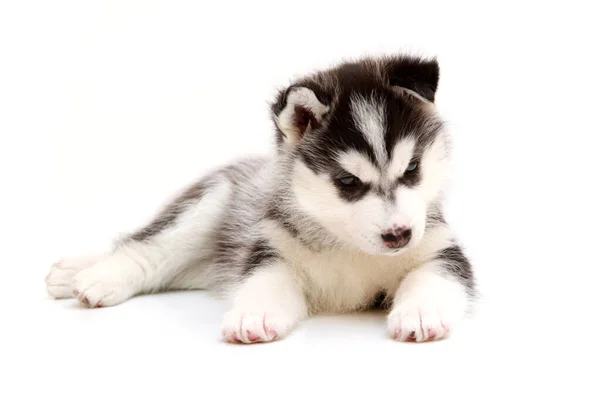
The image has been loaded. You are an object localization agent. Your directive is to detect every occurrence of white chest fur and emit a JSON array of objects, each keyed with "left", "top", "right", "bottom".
[{"left": 264, "top": 221, "right": 454, "bottom": 313}]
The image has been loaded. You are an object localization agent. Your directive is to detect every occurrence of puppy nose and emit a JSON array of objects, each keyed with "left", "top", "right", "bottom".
[{"left": 381, "top": 226, "right": 412, "bottom": 249}]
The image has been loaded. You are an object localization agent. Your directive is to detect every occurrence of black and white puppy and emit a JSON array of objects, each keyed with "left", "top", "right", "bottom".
[{"left": 46, "top": 54, "right": 475, "bottom": 344}]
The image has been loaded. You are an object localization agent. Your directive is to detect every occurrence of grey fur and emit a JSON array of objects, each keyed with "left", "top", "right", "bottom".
[{"left": 128, "top": 179, "right": 213, "bottom": 242}]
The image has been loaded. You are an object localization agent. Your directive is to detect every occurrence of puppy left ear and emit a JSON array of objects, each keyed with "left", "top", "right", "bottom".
[
  {"left": 271, "top": 86, "right": 330, "bottom": 147},
  {"left": 386, "top": 56, "right": 440, "bottom": 103}
]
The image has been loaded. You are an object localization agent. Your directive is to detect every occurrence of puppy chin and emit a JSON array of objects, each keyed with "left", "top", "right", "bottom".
[
  {"left": 347, "top": 240, "right": 382, "bottom": 256},
  {"left": 380, "top": 249, "right": 409, "bottom": 257},
  {"left": 353, "top": 241, "right": 405, "bottom": 257}
]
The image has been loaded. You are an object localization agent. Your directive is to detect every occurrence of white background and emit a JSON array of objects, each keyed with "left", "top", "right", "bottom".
[{"left": 2, "top": 1, "right": 599, "bottom": 399}]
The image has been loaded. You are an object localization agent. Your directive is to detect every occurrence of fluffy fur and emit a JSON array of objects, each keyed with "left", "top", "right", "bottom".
[{"left": 46, "top": 54, "right": 475, "bottom": 343}]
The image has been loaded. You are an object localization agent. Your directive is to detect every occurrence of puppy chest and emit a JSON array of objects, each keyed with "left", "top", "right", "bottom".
[{"left": 288, "top": 251, "right": 404, "bottom": 313}]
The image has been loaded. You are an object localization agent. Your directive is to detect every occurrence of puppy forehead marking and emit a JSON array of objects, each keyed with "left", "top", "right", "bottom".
[
  {"left": 387, "top": 138, "right": 416, "bottom": 180},
  {"left": 337, "top": 150, "right": 380, "bottom": 183},
  {"left": 350, "top": 94, "right": 387, "bottom": 167}
]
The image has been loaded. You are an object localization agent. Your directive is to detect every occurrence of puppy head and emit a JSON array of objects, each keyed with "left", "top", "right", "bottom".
[{"left": 271, "top": 55, "right": 449, "bottom": 255}]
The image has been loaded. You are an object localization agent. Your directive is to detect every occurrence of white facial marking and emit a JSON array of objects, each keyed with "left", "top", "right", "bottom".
[
  {"left": 387, "top": 138, "right": 416, "bottom": 181},
  {"left": 389, "top": 185, "right": 427, "bottom": 243},
  {"left": 337, "top": 150, "right": 380, "bottom": 183},
  {"left": 350, "top": 94, "right": 387, "bottom": 166},
  {"left": 276, "top": 87, "right": 329, "bottom": 146}
]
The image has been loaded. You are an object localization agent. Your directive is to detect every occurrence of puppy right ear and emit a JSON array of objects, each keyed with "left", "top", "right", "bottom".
[
  {"left": 386, "top": 56, "right": 440, "bottom": 103},
  {"left": 271, "top": 86, "right": 330, "bottom": 147}
]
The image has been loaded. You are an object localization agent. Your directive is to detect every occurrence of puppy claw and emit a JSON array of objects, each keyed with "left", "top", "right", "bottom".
[{"left": 221, "top": 310, "right": 292, "bottom": 344}]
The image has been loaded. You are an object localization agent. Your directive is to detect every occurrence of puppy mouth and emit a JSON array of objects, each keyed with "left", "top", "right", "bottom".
[
  {"left": 356, "top": 240, "right": 408, "bottom": 256},
  {"left": 380, "top": 247, "right": 409, "bottom": 256}
]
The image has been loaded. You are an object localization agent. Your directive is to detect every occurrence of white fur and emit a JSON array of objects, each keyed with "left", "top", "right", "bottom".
[
  {"left": 387, "top": 260, "right": 469, "bottom": 342},
  {"left": 291, "top": 159, "right": 388, "bottom": 254},
  {"left": 71, "top": 251, "right": 143, "bottom": 307},
  {"left": 221, "top": 262, "right": 308, "bottom": 343},
  {"left": 350, "top": 94, "right": 387, "bottom": 166},
  {"left": 262, "top": 220, "right": 455, "bottom": 314},
  {"left": 418, "top": 132, "right": 451, "bottom": 199},
  {"left": 387, "top": 138, "right": 416, "bottom": 181},
  {"left": 337, "top": 150, "right": 380, "bottom": 184},
  {"left": 389, "top": 187, "right": 427, "bottom": 242},
  {"left": 389, "top": 133, "right": 450, "bottom": 241},
  {"left": 46, "top": 253, "right": 108, "bottom": 299}
]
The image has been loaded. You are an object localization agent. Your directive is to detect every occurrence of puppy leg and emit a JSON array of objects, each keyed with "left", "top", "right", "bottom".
[
  {"left": 221, "top": 262, "right": 307, "bottom": 344},
  {"left": 387, "top": 248, "right": 473, "bottom": 342},
  {"left": 47, "top": 179, "right": 232, "bottom": 307}
]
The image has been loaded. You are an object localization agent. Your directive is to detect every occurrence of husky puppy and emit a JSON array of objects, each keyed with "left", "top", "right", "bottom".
[{"left": 46, "top": 54, "right": 474, "bottom": 344}]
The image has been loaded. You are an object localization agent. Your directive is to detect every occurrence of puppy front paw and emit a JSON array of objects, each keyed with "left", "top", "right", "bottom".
[
  {"left": 387, "top": 281, "right": 468, "bottom": 342},
  {"left": 221, "top": 309, "right": 296, "bottom": 344}
]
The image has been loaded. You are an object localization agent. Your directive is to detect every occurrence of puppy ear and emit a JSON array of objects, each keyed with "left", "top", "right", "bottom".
[
  {"left": 271, "top": 86, "right": 330, "bottom": 146},
  {"left": 386, "top": 56, "right": 440, "bottom": 102}
]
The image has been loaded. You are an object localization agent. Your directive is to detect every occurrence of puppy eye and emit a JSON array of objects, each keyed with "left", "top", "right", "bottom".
[
  {"left": 406, "top": 161, "right": 418, "bottom": 172},
  {"left": 336, "top": 175, "right": 361, "bottom": 188}
]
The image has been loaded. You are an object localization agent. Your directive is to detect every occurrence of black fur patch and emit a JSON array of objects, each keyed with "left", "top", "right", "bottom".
[
  {"left": 425, "top": 206, "right": 446, "bottom": 229},
  {"left": 130, "top": 159, "right": 261, "bottom": 245},
  {"left": 397, "top": 161, "right": 421, "bottom": 188},
  {"left": 265, "top": 203, "right": 300, "bottom": 238},
  {"left": 243, "top": 240, "right": 281, "bottom": 275},
  {"left": 128, "top": 179, "right": 213, "bottom": 242},
  {"left": 331, "top": 167, "right": 372, "bottom": 202},
  {"left": 385, "top": 56, "right": 439, "bottom": 102},
  {"left": 369, "top": 290, "right": 391, "bottom": 310},
  {"left": 436, "top": 245, "right": 475, "bottom": 292}
]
